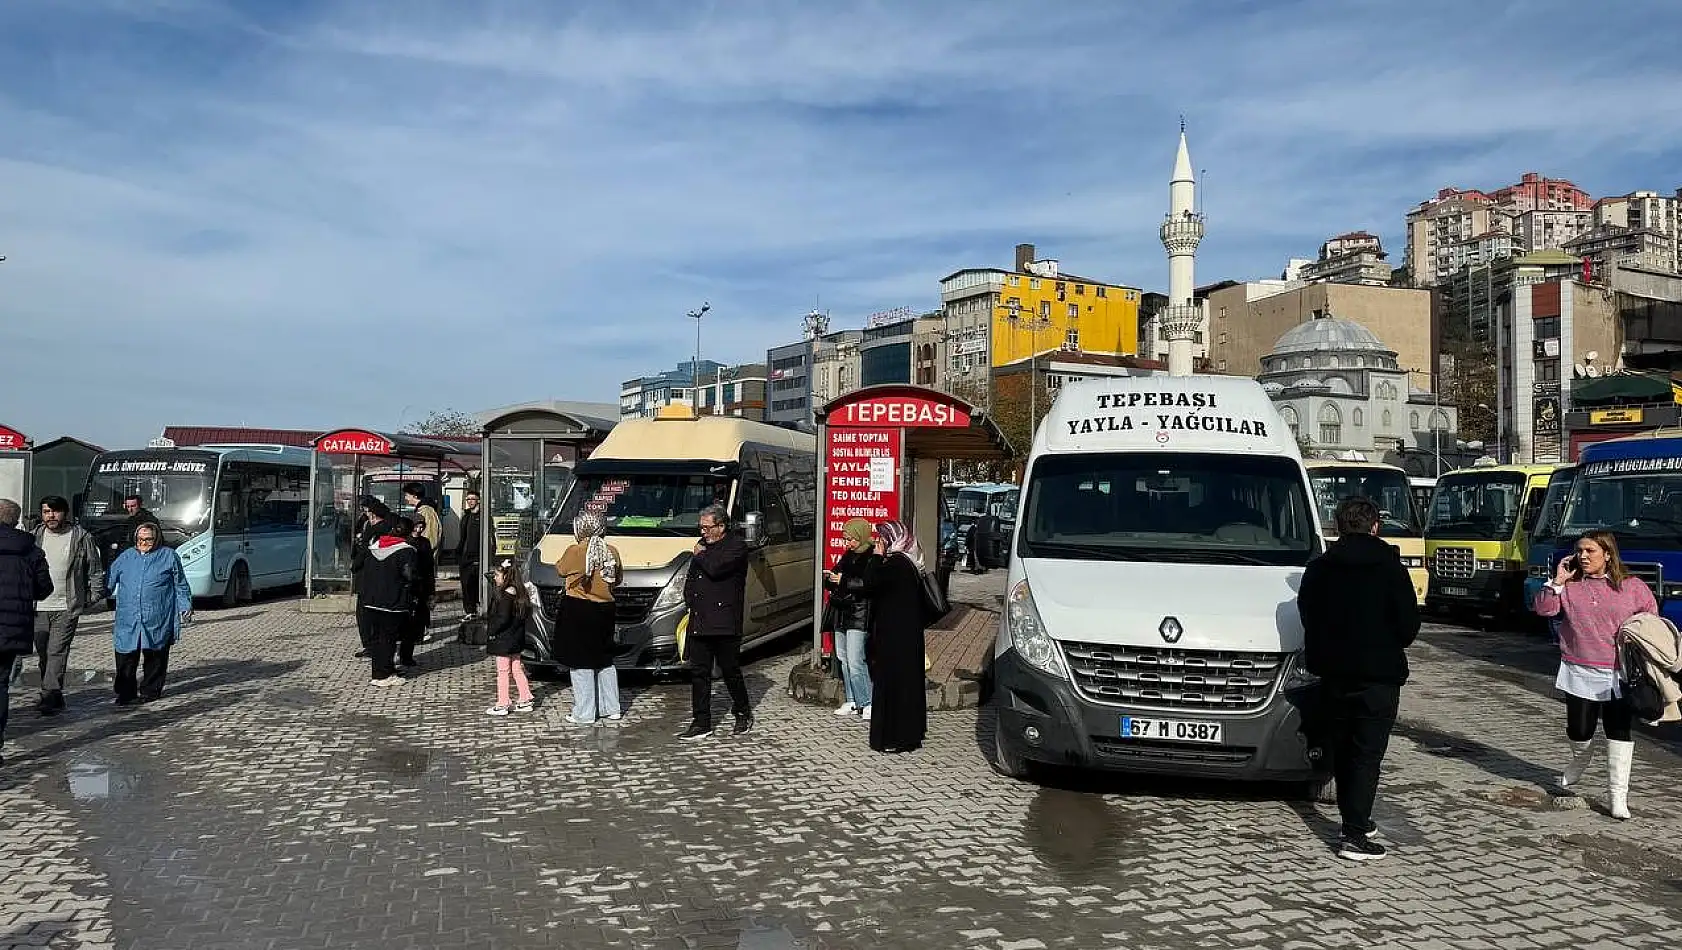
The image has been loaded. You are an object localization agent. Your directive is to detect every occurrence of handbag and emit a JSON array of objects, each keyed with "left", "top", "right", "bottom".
[
  {"left": 1621, "top": 639, "right": 1668, "bottom": 722},
  {"left": 919, "top": 570, "right": 950, "bottom": 625}
]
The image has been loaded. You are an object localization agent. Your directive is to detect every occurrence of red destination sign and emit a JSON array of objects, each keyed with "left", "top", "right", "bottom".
[
  {"left": 822, "top": 427, "right": 901, "bottom": 567},
  {"left": 0, "top": 425, "right": 26, "bottom": 451},
  {"left": 828, "top": 395, "right": 970, "bottom": 429},
  {"left": 316, "top": 430, "right": 394, "bottom": 455}
]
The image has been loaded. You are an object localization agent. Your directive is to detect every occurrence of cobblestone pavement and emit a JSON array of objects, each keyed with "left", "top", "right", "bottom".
[{"left": 7, "top": 588, "right": 1682, "bottom": 949}]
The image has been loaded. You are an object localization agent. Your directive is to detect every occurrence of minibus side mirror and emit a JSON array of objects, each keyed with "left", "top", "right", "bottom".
[{"left": 741, "top": 511, "right": 767, "bottom": 548}]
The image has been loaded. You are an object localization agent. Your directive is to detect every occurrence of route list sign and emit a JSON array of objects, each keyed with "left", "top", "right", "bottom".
[{"left": 823, "top": 427, "right": 901, "bottom": 565}]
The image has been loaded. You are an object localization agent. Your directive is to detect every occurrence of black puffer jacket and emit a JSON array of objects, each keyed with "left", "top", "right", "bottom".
[
  {"left": 1298, "top": 532, "right": 1420, "bottom": 685},
  {"left": 685, "top": 533, "right": 749, "bottom": 637},
  {"left": 0, "top": 525, "right": 53, "bottom": 654},
  {"left": 824, "top": 549, "right": 880, "bottom": 632}
]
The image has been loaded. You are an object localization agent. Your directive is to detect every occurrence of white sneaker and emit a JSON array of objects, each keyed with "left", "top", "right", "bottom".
[
  {"left": 862, "top": 705, "right": 873, "bottom": 721},
  {"left": 607, "top": 713, "right": 623, "bottom": 721},
  {"left": 369, "top": 677, "right": 402, "bottom": 687},
  {"left": 485, "top": 704, "right": 510, "bottom": 717},
  {"left": 834, "top": 702, "right": 857, "bottom": 717}
]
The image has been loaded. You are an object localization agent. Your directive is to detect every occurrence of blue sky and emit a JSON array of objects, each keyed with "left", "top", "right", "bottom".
[{"left": 2, "top": 0, "right": 1680, "bottom": 448}]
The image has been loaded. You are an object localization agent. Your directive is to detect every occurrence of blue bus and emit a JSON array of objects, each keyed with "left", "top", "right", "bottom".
[
  {"left": 80, "top": 444, "right": 328, "bottom": 605},
  {"left": 1523, "top": 464, "right": 1578, "bottom": 612},
  {"left": 1554, "top": 433, "right": 1682, "bottom": 625}
]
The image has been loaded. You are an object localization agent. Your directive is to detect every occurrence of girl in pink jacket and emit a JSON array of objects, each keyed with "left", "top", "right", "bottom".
[{"left": 1533, "top": 529, "right": 1656, "bottom": 820}]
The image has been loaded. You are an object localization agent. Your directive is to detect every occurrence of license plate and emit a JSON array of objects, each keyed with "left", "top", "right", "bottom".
[
  {"left": 1441, "top": 586, "right": 1469, "bottom": 597},
  {"left": 1120, "top": 717, "right": 1223, "bottom": 743}
]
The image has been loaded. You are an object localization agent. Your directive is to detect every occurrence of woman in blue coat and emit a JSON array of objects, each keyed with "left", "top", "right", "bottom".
[{"left": 107, "top": 523, "right": 193, "bottom": 704}]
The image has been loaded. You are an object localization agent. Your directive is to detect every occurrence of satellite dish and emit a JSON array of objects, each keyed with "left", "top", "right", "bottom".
[
  {"left": 1585, "top": 365, "right": 1601, "bottom": 377},
  {"left": 1586, "top": 350, "right": 1599, "bottom": 362},
  {"left": 1573, "top": 363, "right": 1587, "bottom": 378}
]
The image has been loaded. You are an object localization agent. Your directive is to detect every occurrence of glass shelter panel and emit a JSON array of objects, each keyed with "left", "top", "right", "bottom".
[{"left": 486, "top": 437, "right": 543, "bottom": 565}]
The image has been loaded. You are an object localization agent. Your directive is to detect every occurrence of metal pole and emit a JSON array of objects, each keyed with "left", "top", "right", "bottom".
[{"left": 688, "top": 303, "right": 711, "bottom": 408}]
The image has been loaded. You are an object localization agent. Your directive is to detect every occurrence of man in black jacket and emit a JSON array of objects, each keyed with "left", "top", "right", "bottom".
[
  {"left": 358, "top": 521, "right": 416, "bottom": 687},
  {"left": 681, "top": 504, "right": 753, "bottom": 740},
  {"left": 0, "top": 499, "right": 54, "bottom": 764},
  {"left": 456, "top": 490, "right": 482, "bottom": 619},
  {"left": 350, "top": 497, "right": 392, "bottom": 659},
  {"left": 1297, "top": 496, "right": 1420, "bottom": 862}
]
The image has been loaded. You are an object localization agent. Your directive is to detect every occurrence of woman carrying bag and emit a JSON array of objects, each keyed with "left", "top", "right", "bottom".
[
  {"left": 554, "top": 512, "right": 623, "bottom": 726},
  {"left": 1534, "top": 529, "right": 1656, "bottom": 819}
]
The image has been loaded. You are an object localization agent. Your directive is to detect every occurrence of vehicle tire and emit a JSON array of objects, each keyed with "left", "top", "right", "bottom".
[
  {"left": 1304, "top": 774, "right": 1336, "bottom": 804},
  {"left": 991, "top": 717, "right": 1033, "bottom": 781},
  {"left": 221, "top": 563, "right": 249, "bottom": 609}
]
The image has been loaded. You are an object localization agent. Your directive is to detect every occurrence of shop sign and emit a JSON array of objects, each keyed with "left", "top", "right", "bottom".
[
  {"left": 829, "top": 394, "right": 970, "bottom": 428},
  {"left": 1533, "top": 397, "right": 1561, "bottom": 434},
  {"left": 1590, "top": 408, "right": 1644, "bottom": 425},
  {"left": 0, "top": 425, "right": 26, "bottom": 451},
  {"left": 865, "top": 306, "right": 916, "bottom": 329},
  {"left": 822, "top": 427, "right": 900, "bottom": 565},
  {"left": 317, "top": 430, "right": 394, "bottom": 455}
]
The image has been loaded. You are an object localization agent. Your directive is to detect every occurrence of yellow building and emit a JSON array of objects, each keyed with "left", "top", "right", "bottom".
[{"left": 940, "top": 244, "right": 1143, "bottom": 378}]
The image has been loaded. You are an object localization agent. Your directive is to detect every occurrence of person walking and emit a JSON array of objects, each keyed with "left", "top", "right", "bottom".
[
  {"left": 822, "top": 518, "right": 878, "bottom": 720},
  {"left": 1296, "top": 496, "right": 1420, "bottom": 861},
  {"left": 358, "top": 521, "right": 416, "bottom": 687},
  {"left": 680, "top": 505, "right": 752, "bottom": 740},
  {"left": 482, "top": 558, "right": 536, "bottom": 716},
  {"left": 1534, "top": 529, "right": 1657, "bottom": 820},
  {"left": 395, "top": 516, "right": 436, "bottom": 668},
  {"left": 554, "top": 511, "right": 623, "bottom": 726},
  {"left": 31, "top": 496, "right": 107, "bottom": 715},
  {"left": 106, "top": 522, "right": 193, "bottom": 706},
  {"left": 457, "top": 490, "right": 482, "bottom": 620},
  {"left": 861, "top": 520, "right": 928, "bottom": 754},
  {"left": 0, "top": 499, "right": 53, "bottom": 764}
]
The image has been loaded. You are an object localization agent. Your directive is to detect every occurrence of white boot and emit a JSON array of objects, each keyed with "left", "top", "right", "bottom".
[
  {"left": 1607, "top": 739, "right": 1634, "bottom": 820},
  {"left": 1561, "top": 739, "right": 1595, "bottom": 791}
]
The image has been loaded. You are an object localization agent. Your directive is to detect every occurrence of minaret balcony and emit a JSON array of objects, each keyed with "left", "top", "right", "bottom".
[
  {"left": 1159, "top": 303, "right": 1204, "bottom": 336},
  {"left": 1159, "top": 212, "right": 1206, "bottom": 252}
]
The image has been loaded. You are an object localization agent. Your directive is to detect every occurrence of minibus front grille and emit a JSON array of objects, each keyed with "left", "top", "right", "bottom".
[
  {"left": 1061, "top": 642, "right": 1285, "bottom": 711},
  {"left": 1624, "top": 562, "right": 1663, "bottom": 592},
  {"left": 538, "top": 585, "right": 659, "bottom": 626},
  {"left": 1433, "top": 546, "right": 1476, "bottom": 580}
]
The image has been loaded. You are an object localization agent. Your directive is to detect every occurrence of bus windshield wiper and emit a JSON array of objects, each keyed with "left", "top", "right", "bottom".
[
  {"left": 1152, "top": 548, "right": 1275, "bottom": 566},
  {"left": 1022, "top": 541, "right": 1151, "bottom": 561}
]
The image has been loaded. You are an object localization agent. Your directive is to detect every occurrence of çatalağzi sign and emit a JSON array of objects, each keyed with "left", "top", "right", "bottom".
[
  {"left": 827, "top": 394, "right": 971, "bottom": 428},
  {"left": 315, "top": 430, "right": 395, "bottom": 455},
  {"left": 1066, "top": 388, "right": 1274, "bottom": 438},
  {"left": 0, "top": 425, "right": 26, "bottom": 451}
]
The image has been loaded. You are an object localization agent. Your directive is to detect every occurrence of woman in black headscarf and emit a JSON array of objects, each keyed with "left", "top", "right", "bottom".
[{"left": 861, "top": 520, "right": 929, "bottom": 753}]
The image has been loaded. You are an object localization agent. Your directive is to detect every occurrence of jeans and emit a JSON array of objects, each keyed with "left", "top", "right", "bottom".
[
  {"left": 0, "top": 650, "right": 21, "bottom": 747},
  {"left": 836, "top": 628, "right": 873, "bottom": 708},
  {"left": 34, "top": 612, "right": 81, "bottom": 699},
  {"left": 570, "top": 666, "right": 621, "bottom": 721},
  {"left": 1323, "top": 680, "right": 1401, "bottom": 839}
]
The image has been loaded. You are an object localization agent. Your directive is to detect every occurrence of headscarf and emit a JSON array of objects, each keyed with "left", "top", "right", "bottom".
[
  {"left": 842, "top": 518, "right": 873, "bottom": 550},
  {"left": 875, "top": 520, "right": 923, "bottom": 570},
  {"left": 574, "top": 511, "right": 619, "bottom": 583}
]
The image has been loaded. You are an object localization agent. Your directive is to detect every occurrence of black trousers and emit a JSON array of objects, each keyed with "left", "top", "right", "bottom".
[
  {"left": 1566, "top": 694, "right": 1633, "bottom": 741},
  {"left": 688, "top": 635, "right": 750, "bottom": 727},
  {"left": 363, "top": 609, "right": 404, "bottom": 680},
  {"left": 114, "top": 647, "right": 171, "bottom": 702},
  {"left": 459, "top": 564, "right": 480, "bottom": 615},
  {"left": 1322, "top": 680, "right": 1400, "bottom": 839},
  {"left": 0, "top": 650, "right": 22, "bottom": 745},
  {"left": 356, "top": 606, "right": 372, "bottom": 652},
  {"left": 398, "top": 608, "right": 426, "bottom": 665}
]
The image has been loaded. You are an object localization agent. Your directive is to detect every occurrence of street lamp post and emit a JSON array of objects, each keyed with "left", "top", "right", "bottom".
[{"left": 688, "top": 303, "right": 711, "bottom": 405}]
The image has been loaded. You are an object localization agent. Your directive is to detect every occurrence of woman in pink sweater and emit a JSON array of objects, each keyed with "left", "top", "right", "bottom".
[{"left": 1533, "top": 529, "right": 1656, "bottom": 820}]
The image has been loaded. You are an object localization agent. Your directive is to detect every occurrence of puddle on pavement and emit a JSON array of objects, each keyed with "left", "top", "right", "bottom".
[
  {"left": 1022, "top": 788, "right": 1135, "bottom": 882},
  {"left": 725, "top": 918, "right": 811, "bottom": 950},
  {"left": 1558, "top": 833, "right": 1682, "bottom": 908},
  {"left": 1474, "top": 785, "right": 1567, "bottom": 811},
  {"left": 365, "top": 747, "right": 434, "bottom": 776},
  {"left": 65, "top": 754, "right": 144, "bottom": 804}
]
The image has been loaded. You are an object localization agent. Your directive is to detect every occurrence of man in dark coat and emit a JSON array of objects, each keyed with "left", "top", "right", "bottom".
[
  {"left": 358, "top": 521, "right": 416, "bottom": 686},
  {"left": 680, "top": 504, "right": 752, "bottom": 740},
  {"left": 350, "top": 497, "right": 392, "bottom": 658},
  {"left": 456, "top": 490, "right": 482, "bottom": 619},
  {"left": 1297, "top": 496, "right": 1420, "bottom": 863},
  {"left": 0, "top": 499, "right": 54, "bottom": 764}
]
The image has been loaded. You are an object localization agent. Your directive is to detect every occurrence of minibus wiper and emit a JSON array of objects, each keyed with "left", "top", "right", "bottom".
[{"left": 1022, "top": 541, "right": 1150, "bottom": 561}]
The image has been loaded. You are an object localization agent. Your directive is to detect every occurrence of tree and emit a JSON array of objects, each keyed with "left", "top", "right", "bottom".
[
  {"left": 1438, "top": 319, "right": 1497, "bottom": 449},
  {"left": 413, "top": 408, "right": 482, "bottom": 438},
  {"left": 986, "top": 370, "right": 1055, "bottom": 482}
]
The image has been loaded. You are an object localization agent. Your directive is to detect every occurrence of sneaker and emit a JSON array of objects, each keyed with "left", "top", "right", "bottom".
[
  {"left": 861, "top": 705, "right": 873, "bottom": 722},
  {"left": 353, "top": 650, "right": 369, "bottom": 659},
  {"left": 462, "top": 612, "right": 479, "bottom": 622},
  {"left": 606, "top": 712, "right": 623, "bottom": 721},
  {"left": 679, "top": 722, "right": 714, "bottom": 741},
  {"left": 485, "top": 704, "right": 510, "bottom": 717},
  {"left": 513, "top": 700, "right": 535, "bottom": 713},
  {"left": 834, "top": 702, "right": 857, "bottom": 717},
  {"left": 733, "top": 714, "right": 755, "bottom": 735},
  {"left": 369, "top": 677, "right": 402, "bottom": 688},
  {"left": 564, "top": 716, "right": 595, "bottom": 727},
  {"left": 1363, "top": 820, "right": 1380, "bottom": 838},
  {"left": 1337, "top": 835, "right": 1387, "bottom": 861},
  {"left": 421, "top": 633, "right": 435, "bottom": 644}
]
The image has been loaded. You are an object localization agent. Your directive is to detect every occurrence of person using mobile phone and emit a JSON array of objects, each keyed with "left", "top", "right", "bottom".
[
  {"left": 1534, "top": 530, "right": 1657, "bottom": 820},
  {"left": 822, "top": 518, "right": 879, "bottom": 721}
]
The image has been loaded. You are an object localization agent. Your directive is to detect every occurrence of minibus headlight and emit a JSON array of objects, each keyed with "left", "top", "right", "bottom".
[
  {"left": 652, "top": 560, "right": 690, "bottom": 612},
  {"left": 523, "top": 581, "right": 543, "bottom": 614},
  {"left": 1398, "top": 556, "right": 1424, "bottom": 569},
  {"left": 1475, "top": 559, "right": 1503, "bottom": 573},
  {"left": 1006, "top": 579, "right": 1066, "bottom": 679}
]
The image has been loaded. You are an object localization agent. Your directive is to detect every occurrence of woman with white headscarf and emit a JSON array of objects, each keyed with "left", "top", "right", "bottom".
[
  {"left": 859, "top": 520, "right": 929, "bottom": 753},
  {"left": 554, "top": 511, "right": 623, "bottom": 725}
]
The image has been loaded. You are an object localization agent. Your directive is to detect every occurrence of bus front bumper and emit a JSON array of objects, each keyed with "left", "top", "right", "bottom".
[
  {"left": 1426, "top": 569, "right": 1525, "bottom": 613},
  {"left": 993, "top": 649, "right": 1323, "bottom": 782}
]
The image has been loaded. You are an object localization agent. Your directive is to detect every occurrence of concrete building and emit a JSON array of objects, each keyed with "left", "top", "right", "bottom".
[
  {"left": 940, "top": 243, "right": 1143, "bottom": 404},
  {"left": 1405, "top": 173, "right": 1596, "bottom": 287},
  {"left": 1444, "top": 230, "right": 1517, "bottom": 274},
  {"left": 695, "top": 363, "right": 768, "bottom": 421},
  {"left": 1437, "top": 248, "right": 1584, "bottom": 345},
  {"left": 1258, "top": 316, "right": 1455, "bottom": 460},
  {"left": 765, "top": 329, "right": 863, "bottom": 428},
  {"left": 1300, "top": 231, "right": 1393, "bottom": 286},
  {"left": 1512, "top": 208, "right": 1594, "bottom": 255},
  {"left": 620, "top": 361, "right": 724, "bottom": 419},
  {"left": 858, "top": 312, "right": 944, "bottom": 388},
  {"left": 810, "top": 333, "right": 861, "bottom": 411},
  {"left": 1492, "top": 277, "right": 1624, "bottom": 463},
  {"left": 1203, "top": 280, "right": 1435, "bottom": 381},
  {"left": 1565, "top": 223, "right": 1677, "bottom": 277}
]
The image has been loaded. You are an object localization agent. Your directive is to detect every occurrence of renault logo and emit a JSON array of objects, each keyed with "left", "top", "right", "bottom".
[{"left": 1159, "top": 616, "right": 1184, "bottom": 644}]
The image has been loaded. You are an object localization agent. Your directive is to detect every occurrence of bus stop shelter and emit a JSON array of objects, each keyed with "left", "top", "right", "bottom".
[
  {"left": 810, "top": 386, "right": 1012, "bottom": 656},
  {"left": 478, "top": 403, "right": 617, "bottom": 585},
  {"left": 305, "top": 428, "right": 467, "bottom": 598},
  {"left": 0, "top": 423, "right": 30, "bottom": 512}
]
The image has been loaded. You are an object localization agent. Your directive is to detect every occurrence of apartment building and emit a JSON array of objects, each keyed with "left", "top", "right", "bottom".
[
  {"left": 695, "top": 363, "right": 769, "bottom": 421},
  {"left": 1299, "top": 231, "right": 1393, "bottom": 285},
  {"left": 620, "top": 360, "right": 724, "bottom": 418},
  {"left": 1405, "top": 173, "right": 1597, "bottom": 287}
]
